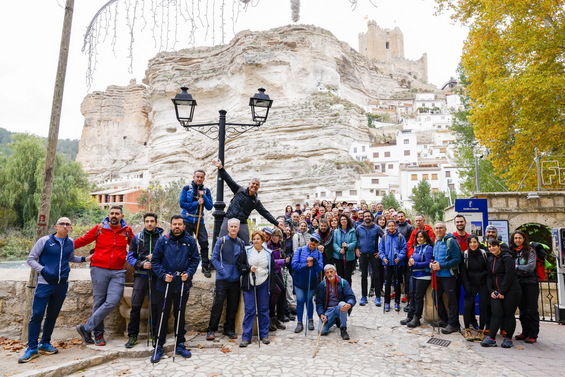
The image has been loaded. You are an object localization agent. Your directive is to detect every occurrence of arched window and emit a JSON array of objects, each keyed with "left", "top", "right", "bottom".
[{"left": 385, "top": 41, "right": 390, "bottom": 49}]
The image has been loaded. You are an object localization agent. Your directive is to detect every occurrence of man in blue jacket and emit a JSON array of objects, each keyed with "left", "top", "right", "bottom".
[
  {"left": 206, "top": 218, "right": 245, "bottom": 341},
  {"left": 19, "top": 217, "right": 90, "bottom": 363},
  {"left": 430, "top": 222, "right": 462, "bottom": 334},
  {"left": 315, "top": 264, "right": 356, "bottom": 340},
  {"left": 150, "top": 215, "right": 200, "bottom": 363},
  {"left": 355, "top": 210, "right": 384, "bottom": 306},
  {"left": 180, "top": 169, "right": 214, "bottom": 277}
]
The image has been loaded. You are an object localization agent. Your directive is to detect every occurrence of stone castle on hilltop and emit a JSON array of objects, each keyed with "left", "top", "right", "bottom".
[{"left": 358, "top": 21, "right": 428, "bottom": 83}]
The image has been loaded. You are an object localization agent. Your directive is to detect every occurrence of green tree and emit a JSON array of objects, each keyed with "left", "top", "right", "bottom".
[
  {"left": 137, "top": 180, "right": 185, "bottom": 223},
  {"left": 410, "top": 180, "right": 449, "bottom": 223},
  {"left": 381, "top": 192, "right": 401, "bottom": 211},
  {"left": 436, "top": 0, "right": 565, "bottom": 190}
]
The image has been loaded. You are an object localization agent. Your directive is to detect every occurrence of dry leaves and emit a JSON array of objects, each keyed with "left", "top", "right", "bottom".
[
  {"left": 220, "top": 346, "right": 231, "bottom": 353},
  {"left": 196, "top": 344, "right": 205, "bottom": 349},
  {"left": 114, "top": 370, "right": 131, "bottom": 375},
  {"left": 0, "top": 338, "right": 23, "bottom": 352},
  {"left": 348, "top": 339, "right": 359, "bottom": 344}
]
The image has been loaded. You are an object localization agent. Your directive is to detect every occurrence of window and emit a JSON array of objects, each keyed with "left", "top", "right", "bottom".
[
  {"left": 372, "top": 178, "right": 380, "bottom": 184},
  {"left": 411, "top": 174, "right": 418, "bottom": 181},
  {"left": 446, "top": 171, "right": 451, "bottom": 177},
  {"left": 353, "top": 147, "right": 358, "bottom": 153},
  {"left": 386, "top": 41, "right": 390, "bottom": 49},
  {"left": 362, "top": 146, "right": 366, "bottom": 152},
  {"left": 335, "top": 191, "right": 342, "bottom": 196},
  {"left": 349, "top": 190, "right": 357, "bottom": 196},
  {"left": 384, "top": 151, "right": 391, "bottom": 158},
  {"left": 320, "top": 191, "right": 326, "bottom": 197},
  {"left": 423, "top": 174, "right": 429, "bottom": 180},
  {"left": 388, "top": 164, "right": 393, "bottom": 169},
  {"left": 404, "top": 150, "right": 410, "bottom": 156},
  {"left": 374, "top": 165, "right": 380, "bottom": 170},
  {"left": 373, "top": 152, "right": 379, "bottom": 158},
  {"left": 404, "top": 139, "right": 409, "bottom": 144},
  {"left": 432, "top": 188, "right": 439, "bottom": 193},
  {"left": 432, "top": 174, "right": 438, "bottom": 180},
  {"left": 391, "top": 190, "right": 396, "bottom": 194},
  {"left": 119, "top": 195, "right": 124, "bottom": 202}
]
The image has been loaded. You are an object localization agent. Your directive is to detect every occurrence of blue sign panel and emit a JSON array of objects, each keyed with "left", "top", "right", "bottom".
[{"left": 454, "top": 198, "right": 489, "bottom": 237}]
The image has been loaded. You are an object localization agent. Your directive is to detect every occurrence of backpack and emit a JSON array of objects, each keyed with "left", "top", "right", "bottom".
[
  {"left": 463, "top": 248, "right": 488, "bottom": 269},
  {"left": 531, "top": 242, "right": 550, "bottom": 281}
]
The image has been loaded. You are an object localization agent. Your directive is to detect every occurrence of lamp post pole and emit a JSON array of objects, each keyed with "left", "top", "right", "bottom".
[{"left": 212, "top": 110, "right": 227, "bottom": 246}]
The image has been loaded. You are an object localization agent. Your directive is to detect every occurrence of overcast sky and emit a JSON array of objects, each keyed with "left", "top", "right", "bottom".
[{"left": 0, "top": 0, "right": 467, "bottom": 140}]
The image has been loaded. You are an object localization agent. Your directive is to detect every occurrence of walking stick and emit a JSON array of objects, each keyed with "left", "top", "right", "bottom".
[
  {"left": 252, "top": 272, "right": 261, "bottom": 347},
  {"left": 147, "top": 273, "right": 153, "bottom": 347},
  {"left": 431, "top": 269, "right": 439, "bottom": 335},
  {"left": 153, "top": 280, "right": 170, "bottom": 361},
  {"left": 312, "top": 318, "right": 326, "bottom": 358},
  {"left": 305, "top": 267, "right": 312, "bottom": 336},
  {"left": 394, "top": 258, "right": 400, "bottom": 315},
  {"left": 173, "top": 273, "right": 185, "bottom": 362},
  {"left": 382, "top": 265, "right": 387, "bottom": 314},
  {"left": 194, "top": 193, "right": 204, "bottom": 237}
]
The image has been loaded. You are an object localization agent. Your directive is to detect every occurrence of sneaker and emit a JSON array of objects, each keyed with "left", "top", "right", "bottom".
[
  {"left": 94, "top": 333, "right": 106, "bottom": 346},
  {"left": 294, "top": 322, "right": 304, "bottom": 333},
  {"left": 464, "top": 328, "right": 474, "bottom": 341},
  {"left": 441, "top": 325, "right": 460, "bottom": 335},
  {"left": 515, "top": 333, "right": 526, "bottom": 341},
  {"left": 175, "top": 343, "right": 192, "bottom": 358},
  {"left": 406, "top": 317, "right": 421, "bottom": 328},
  {"left": 18, "top": 348, "right": 39, "bottom": 363},
  {"left": 375, "top": 297, "right": 382, "bottom": 307},
  {"left": 394, "top": 303, "right": 400, "bottom": 312},
  {"left": 150, "top": 345, "right": 164, "bottom": 363},
  {"left": 206, "top": 331, "right": 215, "bottom": 341},
  {"left": 359, "top": 296, "right": 368, "bottom": 306},
  {"left": 340, "top": 327, "right": 350, "bottom": 340},
  {"left": 524, "top": 337, "right": 537, "bottom": 344},
  {"left": 239, "top": 340, "right": 250, "bottom": 348},
  {"left": 76, "top": 325, "right": 94, "bottom": 344},
  {"left": 38, "top": 342, "right": 58, "bottom": 355},
  {"left": 261, "top": 338, "right": 271, "bottom": 345},
  {"left": 308, "top": 319, "right": 315, "bottom": 331},
  {"left": 125, "top": 335, "right": 138, "bottom": 348},
  {"left": 384, "top": 303, "right": 390, "bottom": 312},
  {"left": 501, "top": 338, "right": 514, "bottom": 348},
  {"left": 222, "top": 330, "right": 238, "bottom": 340},
  {"left": 400, "top": 317, "right": 413, "bottom": 326},
  {"left": 481, "top": 336, "right": 497, "bottom": 347},
  {"left": 474, "top": 329, "right": 485, "bottom": 342}
]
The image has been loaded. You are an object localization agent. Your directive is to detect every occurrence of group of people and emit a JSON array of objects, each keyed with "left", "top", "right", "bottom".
[{"left": 19, "top": 162, "right": 543, "bottom": 364}]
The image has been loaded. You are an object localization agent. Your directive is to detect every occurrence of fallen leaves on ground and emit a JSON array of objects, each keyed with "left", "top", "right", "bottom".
[
  {"left": 196, "top": 344, "right": 204, "bottom": 349},
  {"left": 114, "top": 369, "right": 131, "bottom": 375},
  {"left": 0, "top": 338, "right": 23, "bottom": 352},
  {"left": 220, "top": 347, "right": 231, "bottom": 353},
  {"left": 348, "top": 340, "right": 359, "bottom": 344}
]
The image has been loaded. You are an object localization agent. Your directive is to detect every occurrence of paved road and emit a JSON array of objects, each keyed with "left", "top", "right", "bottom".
[{"left": 65, "top": 271, "right": 565, "bottom": 377}]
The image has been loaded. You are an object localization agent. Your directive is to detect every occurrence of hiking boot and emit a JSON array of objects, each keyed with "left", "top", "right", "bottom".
[
  {"left": 94, "top": 333, "right": 106, "bottom": 346},
  {"left": 206, "top": 331, "right": 215, "bottom": 341},
  {"left": 288, "top": 314, "right": 296, "bottom": 321},
  {"left": 76, "top": 325, "right": 94, "bottom": 344},
  {"left": 38, "top": 342, "right": 58, "bottom": 355},
  {"left": 394, "top": 303, "right": 401, "bottom": 312},
  {"left": 481, "top": 336, "right": 497, "bottom": 347},
  {"left": 375, "top": 297, "right": 382, "bottom": 307},
  {"left": 359, "top": 296, "right": 368, "bottom": 306},
  {"left": 222, "top": 330, "right": 237, "bottom": 340},
  {"left": 294, "top": 322, "right": 304, "bottom": 333},
  {"left": 464, "top": 328, "right": 474, "bottom": 341},
  {"left": 269, "top": 318, "right": 278, "bottom": 332},
  {"left": 279, "top": 315, "right": 290, "bottom": 323},
  {"left": 340, "top": 327, "right": 350, "bottom": 340},
  {"left": 400, "top": 316, "right": 413, "bottom": 326},
  {"left": 515, "top": 333, "right": 526, "bottom": 341},
  {"left": 275, "top": 318, "right": 286, "bottom": 330},
  {"left": 202, "top": 267, "right": 212, "bottom": 278},
  {"left": 261, "top": 338, "right": 271, "bottom": 345},
  {"left": 524, "top": 337, "right": 537, "bottom": 344},
  {"left": 384, "top": 303, "right": 390, "bottom": 312},
  {"left": 308, "top": 319, "right": 315, "bottom": 331},
  {"left": 474, "top": 329, "right": 485, "bottom": 342},
  {"left": 501, "top": 338, "right": 514, "bottom": 348},
  {"left": 175, "top": 343, "right": 192, "bottom": 358},
  {"left": 239, "top": 340, "right": 250, "bottom": 348},
  {"left": 430, "top": 320, "right": 448, "bottom": 328},
  {"left": 125, "top": 335, "right": 138, "bottom": 348},
  {"left": 18, "top": 348, "right": 39, "bottom": 363},
  {"left": 150, "top": 345, "right": 164, "bottom": 363},
  {"left": 407, "top": 317, "right": 421, "bottom": 328},
  {"left": 441, "top": 325, "right": 460, "bottom": 335}
]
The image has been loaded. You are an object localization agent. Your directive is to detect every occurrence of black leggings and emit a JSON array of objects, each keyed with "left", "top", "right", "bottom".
[
  {"left": 336, "top": 259, "right": 355, "bottom": 286},
  {"left": 410, "top": 278, "right": 430, "bottom": 319},
  {"left": 384, "top": 265, "right": 402, "bottom": 304},
  {"left": 489, "top": 288, "right": 521, "bottom": 339},
  {"left": 518, "top": 283, "right": 539, "bottom": 339},
  {"left": 463, "top": 279, "right": 490, "bottom": 329},
  {"left": 359, "top": 253, "right": 381, "bottom": 297}
]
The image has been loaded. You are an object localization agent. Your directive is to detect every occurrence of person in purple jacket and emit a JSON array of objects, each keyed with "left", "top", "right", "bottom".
[{"left": 267, "top": 228, "right": 288, "bottom": 331}]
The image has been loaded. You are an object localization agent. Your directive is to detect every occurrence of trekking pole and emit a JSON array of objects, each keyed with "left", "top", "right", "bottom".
[
  {"left": 382, "top": 265, "right": 387, "bottom": 314},
  {"left": 394, "top": 257, "right": 400, "bottom": 315},
  {"left": 252, "top": 272, "right": 261, "bottom": 347},
  {"left": 431, "top": 269, "right": 439, "bottom": 335},
  {"left": 147, "top": 273, "right": 153, "bottom": 347},
  {"left": 312, "top": 318, "right": 326, "bottom": 358},
  {"left": 194, "top": 193, "right": 204, "bottom": 237},
  {"left": 305, "top": 266, "right": 312, "bottom": 336},
  {"left": 173, "top": 272, "right": 185, "bottom": 362},
  {"left": 153, "top": 280, "right": 170, "bottom": 361}
]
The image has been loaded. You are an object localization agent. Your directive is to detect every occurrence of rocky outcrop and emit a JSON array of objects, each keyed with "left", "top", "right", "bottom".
[{"left": 77, "top": 25, "right": 438, "bottom": 212}]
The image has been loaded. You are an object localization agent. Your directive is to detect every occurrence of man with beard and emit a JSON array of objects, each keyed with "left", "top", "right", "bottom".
[
  {"left": 76, "top": 206, "right": 133, "bottom": 346},
  {"left": 150, "top": 215, "right": 200, "bottom": 363},
  {"left": 355, "top": 210, "right": 383, "bottom": 306},
  {"left": 453, "top": 214, "right": 470, "bottom": 252},
  {"left": 180, "top": 169, "right": 214, "bottom": 277}
]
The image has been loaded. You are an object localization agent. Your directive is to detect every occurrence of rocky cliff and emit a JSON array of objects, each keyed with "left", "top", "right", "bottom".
[{"left": 77, "top": 24, "right": 438, "bottom": 213}]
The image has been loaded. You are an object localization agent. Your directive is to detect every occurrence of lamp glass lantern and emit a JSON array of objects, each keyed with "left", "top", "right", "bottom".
[
  {"left": 249, "top": 88, "right": 273, "bottom": 124},
  {"left": 172, "top": 87, "right": 197, "bottom": 126}
]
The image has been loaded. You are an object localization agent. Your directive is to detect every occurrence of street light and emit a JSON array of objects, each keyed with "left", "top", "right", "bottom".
[{"left": 172, "top": 87, "right": 273, "bottom": 246}]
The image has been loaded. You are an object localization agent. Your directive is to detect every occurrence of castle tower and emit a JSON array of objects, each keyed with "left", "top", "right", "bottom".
[{"left": 358, "top": 21, "right": 405, "bottom": 62}]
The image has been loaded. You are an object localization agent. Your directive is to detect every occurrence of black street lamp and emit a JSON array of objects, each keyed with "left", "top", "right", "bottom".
[{"left": 172, "top": 87, "right": 273, "bottom": 246}]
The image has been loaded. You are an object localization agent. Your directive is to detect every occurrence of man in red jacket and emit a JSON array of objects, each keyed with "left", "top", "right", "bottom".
[
  {"left": 75, "top": 206, "right": 133, "bottom": 346},
  {"left": 406, "top": 215, "right": 436, "bottom": 258}
]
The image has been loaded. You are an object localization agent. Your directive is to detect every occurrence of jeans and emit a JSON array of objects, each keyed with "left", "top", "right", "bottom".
[
  {"left": 207, "top": 279, "right": 241, "bottom": 333},
  {"left": 28, "top": 283, "right": 68, "bottom": 349},
  {"left": 321, "top": 302, "right": 349, "bottom": 334},
  {"left": 295, "top": 286, "right": 315, "bottom": 323},
  {"left": 85, "top": 267, "right": 125, "bottom": 336},
  {"left": 242, "top": 280, "right": 270, "bottom": 341}
]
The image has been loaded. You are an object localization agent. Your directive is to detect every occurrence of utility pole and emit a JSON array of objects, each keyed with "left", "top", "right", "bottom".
[
  {"left": 474, "top": 153, "right": 481, "bottom": 193},
  {"left": 21, "top": 0, "right": 75, "bottom": 341}
]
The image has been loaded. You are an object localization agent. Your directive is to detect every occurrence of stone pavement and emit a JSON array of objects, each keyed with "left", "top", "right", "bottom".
[{"left": 12, "top": 271, "right": 565, "bottom": 377}]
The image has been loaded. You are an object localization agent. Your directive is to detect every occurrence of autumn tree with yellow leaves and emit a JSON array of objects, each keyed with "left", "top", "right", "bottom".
[{"left": 437, "top": 0, "right": 565, "bottom": 190}]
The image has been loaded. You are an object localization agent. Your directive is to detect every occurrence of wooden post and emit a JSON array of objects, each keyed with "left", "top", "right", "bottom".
[{"left": 21, "top": 0, "right": 75, "bottom": 341}]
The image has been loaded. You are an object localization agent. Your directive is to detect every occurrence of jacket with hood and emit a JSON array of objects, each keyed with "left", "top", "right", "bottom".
[
  {"left": 127, "top": 227, "right": 164, "bottom": 276},
  {"left": 432, "top": 233, "right": 461, "bottom": 277},
  {"left": 378, "top": 230, "right": 407, "bottom": 266},
  {"left": 211, "top": 235, "right": 245, "bottom": 283},
  {"left": 180, "top": 181, "right": 213, "bottom": 224},
  {"left": 28, "top": 234, "right": 84, "bottom": 285}
]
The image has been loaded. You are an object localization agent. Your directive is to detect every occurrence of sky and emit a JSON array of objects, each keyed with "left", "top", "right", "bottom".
[{"left": 0, "top": 0, "right": 467, "bottom": 140}]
